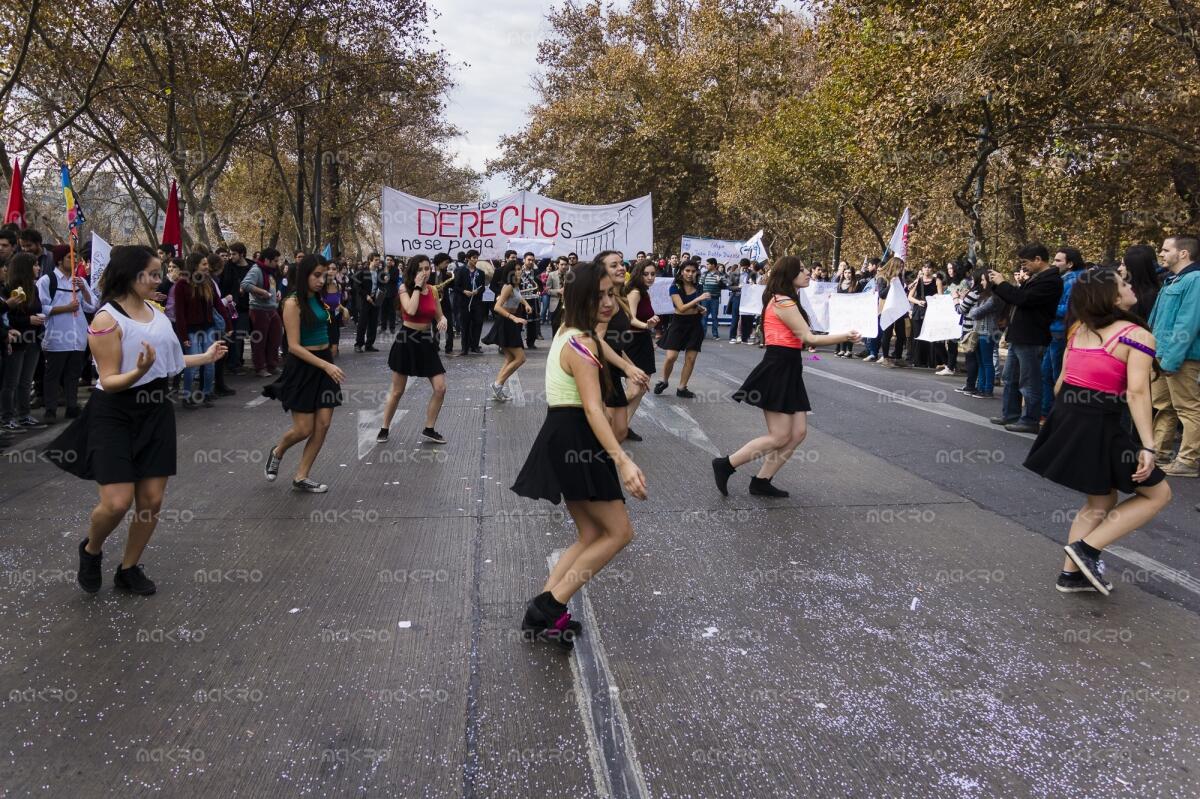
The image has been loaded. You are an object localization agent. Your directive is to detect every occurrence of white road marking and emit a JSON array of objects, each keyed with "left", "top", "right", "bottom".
[
  {"left": 549, "top": 552, "right": 650, "bottom": 799},
  {"left": 245, "top": 395, "right": 270, "bottom": 408},
  {"left": 1108, "top": 546, "right": 1200, "bottom": 598},
  {"left": 804, "top": 366, "right": 1036, "bottom": 438},
  {"left": 709, "top": 367, "right": 743, "bottom": 387},
  {"left": 507, "top": 373, "right": 526, "bottom": 407},
  {"left": 634, "top": 396, "right": 721, "bottom": 456},
  {"left": 358, "top": 408, "right": 405, "bottom": 460}
]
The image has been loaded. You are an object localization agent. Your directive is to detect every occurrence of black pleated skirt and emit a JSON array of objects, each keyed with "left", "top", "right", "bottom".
[
  {"left": 388, "top": 326, "right": 445, "bottom": 377},
  {"left": 45, "top": 378, "right": 176, "bottom": 484},
  {"left": 511, "top": 407, "right": 624, "bottom": 504},
  {"left": 660, "top": 314, "right": 704, "bottom": 352},
  {"left": 262, "top": 348, "right": 342, "bottom": 413},
  {"left": 483, "top": 315, "right": 525, "bottom": 349},
  {"left": 1025, "top": 384, "right": 1165, "bottom": 495},
  {"left": 733, "top": 346, "right": 812, "bottom": 414},
  {"left": 623, "top": 330, "right": 656, "bottom": 375}
]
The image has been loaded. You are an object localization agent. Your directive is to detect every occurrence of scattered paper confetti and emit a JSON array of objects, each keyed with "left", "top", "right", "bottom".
[{"left": 397, "top": 621, "right": 412, "bottom": 629}]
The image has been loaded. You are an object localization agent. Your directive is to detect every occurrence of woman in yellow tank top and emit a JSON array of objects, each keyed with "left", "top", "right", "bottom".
[{"left": 511, "top": 261, "right": 648, "bottom": 651}]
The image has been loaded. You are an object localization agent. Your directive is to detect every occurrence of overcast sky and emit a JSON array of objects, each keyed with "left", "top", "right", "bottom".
[{"left": 429, "top": 1, "right": 552, "bottom": 199}]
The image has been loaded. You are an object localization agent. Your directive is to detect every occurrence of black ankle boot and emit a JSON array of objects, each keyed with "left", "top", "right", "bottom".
[
  {"left": 749, "top": 477, "right": 789, "bottom": 498},
  {"left": 520, "top": 592, "right": 577, "bottom": 650},
  {"left": 712, "top": 456, "right": 736, "bottom": 496}
]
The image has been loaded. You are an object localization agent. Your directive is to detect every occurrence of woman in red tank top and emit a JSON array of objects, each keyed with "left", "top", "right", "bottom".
[
  {"left": 713, "top": 257, "right": 861, "bottom": 497},
  {"left": 1024, "top": 268, "right": 1170, "bottom": 596},
  {"left": 378, "top": 254, "right": 449, "bottom": 444}
]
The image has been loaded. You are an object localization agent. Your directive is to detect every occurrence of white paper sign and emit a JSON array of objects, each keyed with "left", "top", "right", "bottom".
[
  {"left": 383, "top": 187, "right": 653, "bottom": 259},
  {"left": 739, "top": 284, "right": 765, "bottom": 316},
  {"left": 879, "top": 277, "right": 912, "bottom": 330},
  {"left": 917, "top": 294, "right": 963, "bottom": 341},
  {"left": 648, "top": 277, "right": 675, "bottom": 315},
  {"left": 799, "top": 281, "right": 837, "bottom": 331},
  {"left": 89, "top": 232, "right": 112, "bottom": 294},
  {"left": 827, "top": 291, "right": 879, "bottom": 335},
  {"left": 482, "top": 286, "right": 496, "bottom": 302}
]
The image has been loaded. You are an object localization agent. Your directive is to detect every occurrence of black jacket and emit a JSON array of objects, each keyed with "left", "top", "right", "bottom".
[
  {"left": 992, "top": 268, "right": 1063, "bottom": 345},
  {"left": 454, "top": 264, "right": 486, "bottom": 307}
]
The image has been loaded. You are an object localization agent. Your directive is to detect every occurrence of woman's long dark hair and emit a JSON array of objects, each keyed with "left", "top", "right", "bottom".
[
  {"left": 100, "top": 246, "right": 158, "bottom": 305},
  {"left": 627, "top": 258, "right": 655, "bottom": 296},
  {"left": 1122, "top": 244, "right": 1160, "bottom": 318},
  {"left": 183, "top": 252, "right": 215, "bottom": 304},
  {"left": 764, "top": 256, "right": 811, "bottom": 324},
  {"left": 403, "top": 254, "right": 431, "bottom": 294},
  {"left": 674, "top": 260, "right": 698, "bottom": 292},
  {"left": 1066, "top": 267, "right": 1150, "bottom": 336},
  {"left": 292, "top": 255, "right": 325, "bottom": 330},
  {"left": 560, "top": 261, "right": 614, "bottom": 395},
  {"left": 972, "top": 268, "right": 993, "bottom": 301},
  {"left": 5, "top": 252, "right": 38, "bottom": 309}
]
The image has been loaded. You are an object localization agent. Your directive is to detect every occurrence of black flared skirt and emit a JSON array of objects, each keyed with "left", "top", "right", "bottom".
[
  {"left": 511, "top": 407, "right": 624, "bottom": 504},
  {"left": 262, "top": 348, "right": 342, "bottom": 413},
  {"left": 660, "top": 313, "right": 704, "bottom": 352},
  {"left": 45, "top": 378, "right": 176, "bottom": 484},
  {"left": 388, "top": 326, "right": 445, "bottom": 377},
  {"left": 623, "top": 330, "right": 656, "bottom": 375},
  {"left": 732, "top": 346, "right": 812, "bottom": 414},
  {"left": 1024, "top": 383, "right": 1166, "bottom": 495},
  {"left": 483, "top": 315, "right": 525, "bottom": 349}
]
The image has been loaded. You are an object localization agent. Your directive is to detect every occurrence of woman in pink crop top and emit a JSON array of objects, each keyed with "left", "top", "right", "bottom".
[
  {"left": 713, "top": 256, "right": 861, "bottom": 497},
  {"left": 1024, "top": 268, "right": 1172, "bottom": 596},
  {"left": 379, "top": 254, "right": 450, "bottom": 445}
]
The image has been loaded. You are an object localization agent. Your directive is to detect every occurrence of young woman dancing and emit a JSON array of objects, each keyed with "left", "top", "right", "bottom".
[
  {"left": 1024, "top": 268, "right": 1171, "bottom": 595},
  {"left": 47, "top": 246, "right": 227, "bottom": 595},
  {"left": 621, "top": 259, "right": 660, "bottom": 441},
  {"left": 377, "top": 254, "right": 449, "bottom": 444},
  {"left": 594, "top": 251, "right": 650, "bottom": 442},
  {"left": 713, "top": 256, "right": 861, "bottom": 497},
  {"left": 653, "top": 260, "right": 709, "bottom": 398},
  {"left": 262, "top": 255, "right": 344, "bottom": 493},
  {"left": 511, "top": 261, "right": 648, "bottom": 651},
  {"left": 483, "top": 262, "right": 531, "bottom": 402}
]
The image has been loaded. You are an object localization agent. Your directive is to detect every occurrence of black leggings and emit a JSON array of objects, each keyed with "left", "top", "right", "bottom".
[{"left": 881, "top": 320, "right": 907, "bottom": 359}]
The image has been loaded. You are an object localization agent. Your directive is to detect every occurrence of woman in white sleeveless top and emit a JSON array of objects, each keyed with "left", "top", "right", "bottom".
[{"left": 47, "top": 246, "right": 226, "bottom": 596}]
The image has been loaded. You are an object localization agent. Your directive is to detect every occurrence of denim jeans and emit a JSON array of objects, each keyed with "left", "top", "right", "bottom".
[
  {"left": 976, "top": 334, "right": 996, "bottom": 395},
  {"left": 705, "top": 296, "right": 721, "bottom": 337},
  {"left": 1041, "top": 334, "right": 1066, "bottom": 416},
  {"left": 1001, "top": 343, "right": 1046, "bottom": 423},
  {"left": 540, "top": 293, "right": 551, "bottom": 324},
  {"left": 184, "top": 327, "right": 218, "bottom": 398},
  {"left": 0, "top": 346, "right": 40, "bottom": 420},
  {"left": 726, "top": 294, "right": 740, "bottom": 337}
]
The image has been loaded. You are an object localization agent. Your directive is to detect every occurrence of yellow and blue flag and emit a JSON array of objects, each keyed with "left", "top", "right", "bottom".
[{"left": 60, "top": 162, "right": 85, "bottom": 239}]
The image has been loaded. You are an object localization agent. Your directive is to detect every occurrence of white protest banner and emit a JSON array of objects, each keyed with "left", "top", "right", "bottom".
[
  {"left": 827, "top": 291, "right": 879, "bottom": 335},
  {"left": 917, "top": 294, "right": 963, "bottom": 342},
  {"left": 382, "top": 187, "right": 653, "bottom": 259},
  {"left": 648, "top": 276, "right": 676, "bottom": 315},
  {"left": 879, "top": 277, "right": 912, "bottom": 330},
  {"left": 89, "top": 231, "right": 112, "bottom": 294},
  {"left": 799, "top": 281, "right": 837, "bottom": 331},
  {"left": 681, "top": 230, "right": 768, "bottom": 264},
  {"left": 507, "top": 237, "right": 556, "bottom": 259},
  {"left": 739, "top": 284, "right": 765, "bottom": 315}
]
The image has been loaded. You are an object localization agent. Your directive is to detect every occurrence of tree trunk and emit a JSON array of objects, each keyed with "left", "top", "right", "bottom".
[
  {"left": 1170, "top": 156, "right": 1200, "bottom": 227},
  {"left": 831, "top": 202, "right": 845, "bottom": 268}
]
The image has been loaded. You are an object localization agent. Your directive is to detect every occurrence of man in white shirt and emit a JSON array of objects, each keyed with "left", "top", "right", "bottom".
[{"left": 37, "top": 253, "right": 96, "bottom": 422}]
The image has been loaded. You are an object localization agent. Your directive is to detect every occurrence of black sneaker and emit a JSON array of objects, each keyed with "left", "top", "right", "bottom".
[
  {"left": 114, "top": 563, "right": 156, "bottom": 595},
  {"left": 264, "top": 447, "right": 282, "bottom": 481},
  {"left": 1056, "top": 569, "right": 1113, "bottom": 594},
  {"left": 182, "top": 397, "right": 199, "bottom": 410},
  {"left": 354, "top": 345, "right": 363, "bottom": 353},
  {"left": 365, "top": 346, "right": 379, "bottom": 352},
  {"left": 624, "top": 428, "right": 643, "bottom": 442},
  {"left": 712, "top": 456, "right": 736, "bottom": 496},
  {"left": 202, "top": 395, "right": 216, "bottom": 408},
  {"left": 214, "top": 387, "right": 237, "bottom": 397},
  {"left": 376, "top": 428, "right": 390, "bottom": 443},
  {"left": 520, "top": 593, "right": 575, "bottom": 652},
  {"left": 990, "top": 416, "right": 1018, "bottom": 425},
  {"left": 653, "top": 380, "right": 668, "bottom": 395},
  {"left": 292, "top": 478, "right": 328, "bottom": 493},
  {"left": 421, "top": 428, "right": 447, "bottom": 444},
  {"left": 1063, "top": 542, "right": 1110, "bottom": 596},
  {"left": 78, "top": 539, "right": 102, "bottom": 593},
  {"left": 1005, "top": 421, "right": 1040, "bottom": 434},
  {"left": 749, "top": 476, "right": 789, "bottom": 497},
  {"left": 676, "top": 388, "right": 696, "bottom": 399}
]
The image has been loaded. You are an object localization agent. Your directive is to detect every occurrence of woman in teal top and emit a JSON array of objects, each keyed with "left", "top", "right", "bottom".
[
  {"left": 511, "top": 260, "right": 648, "bottom": 652},
  {"left": 261, "top": 255, "right": 345, "bottom": 493}
]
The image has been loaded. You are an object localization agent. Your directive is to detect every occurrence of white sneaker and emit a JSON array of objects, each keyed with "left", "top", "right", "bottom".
[
  {"left": 733, "top": 337, "right": 742, "bottom": 344},
  {"left": 935, "top": 366, "right": 952, "bottom": 376},
  {"left": 491, "top": 383, "right": 508, "bottom": 401},
  {"left": 863, "top": 355, "right": 876, "bottom": 363}
]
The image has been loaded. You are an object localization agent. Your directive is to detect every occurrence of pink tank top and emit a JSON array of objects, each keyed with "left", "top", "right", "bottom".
[
  {"left": 1062, "top": 324, "right": 1151, "bottom": 395},
  {"left": 763, "top": 297, "right": 804, "bottom": 348}
]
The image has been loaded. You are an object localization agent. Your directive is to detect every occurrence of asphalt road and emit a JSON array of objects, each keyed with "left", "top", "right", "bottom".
[{"left": 2, "top": 324, "right": 1198, "bottom": 798}]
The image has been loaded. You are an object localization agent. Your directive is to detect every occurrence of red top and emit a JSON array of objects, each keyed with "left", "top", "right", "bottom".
[
  {"left": 763, "top": 296, "right": 804, "bottom": 348},
  {"left": 1062, "top": 324, "right": 1143, "bottom": 395},
  {"left": 401, "top": 287, "right": 439, "bottom": 325},
  {"left": 636, "top": 292, "right": 655, "bottom": 325}
]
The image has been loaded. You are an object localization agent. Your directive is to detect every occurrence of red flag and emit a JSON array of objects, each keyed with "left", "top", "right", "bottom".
[
  {"left": 4, "top": 159, "right": 26, "bottom": 229},
  {"left": 161, "top": 179, "right": 182, "bottom": 253}
]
